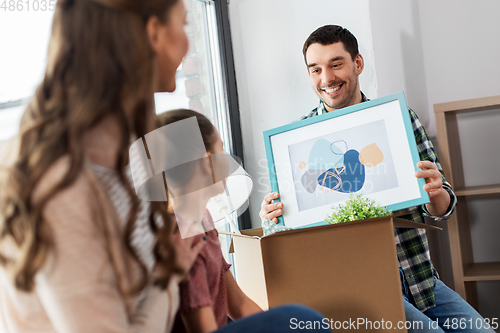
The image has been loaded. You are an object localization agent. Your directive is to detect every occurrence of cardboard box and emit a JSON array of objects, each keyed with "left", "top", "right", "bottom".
[{"left": 229, "top": 217, "right": 441, "bottom": 332}]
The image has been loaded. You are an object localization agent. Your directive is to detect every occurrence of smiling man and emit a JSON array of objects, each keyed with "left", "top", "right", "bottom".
[
  {"left": 259, "top": 25, "right": 494, "bottom": 333},
  {"left": 304, "top": 33, "right": 363, "bottom": 111}
]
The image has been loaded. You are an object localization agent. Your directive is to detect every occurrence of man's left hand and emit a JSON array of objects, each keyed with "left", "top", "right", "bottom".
[
  {"left": 415, "top": 160, "right": 451, "bottom": 216},
  {"left": 415, "top": 160, "right": 444, "bottom": 198}
]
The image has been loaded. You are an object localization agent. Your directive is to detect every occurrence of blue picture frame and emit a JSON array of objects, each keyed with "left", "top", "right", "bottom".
[{"left": 263, "top": 91, "right": 429, "bottom": 228}]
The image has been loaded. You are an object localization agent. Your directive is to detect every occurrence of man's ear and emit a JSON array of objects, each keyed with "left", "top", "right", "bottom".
[
  {"left": 146, "top": 16, "right": 162, "bottom": 53},
  {"left": 355, "top": 53, "right": 364, "bottom": 76}
]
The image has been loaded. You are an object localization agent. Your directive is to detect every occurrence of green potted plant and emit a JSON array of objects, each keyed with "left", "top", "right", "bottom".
[{"left": 325, "top": 193, "right": 392, "bottom": 224}]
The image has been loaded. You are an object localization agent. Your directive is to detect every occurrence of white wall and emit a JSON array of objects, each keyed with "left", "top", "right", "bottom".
[
  {"left": 418, "top": 0, "right": 500, "bottom": 135},
  {"left": 228, "top": 0, "right": 377, "bottom": 228},
  {"left": 370, "top": 0, "right": 500, "bottom": 137},
  {"left": 370, "top": 1, "right": 431, "bottom": 132}
]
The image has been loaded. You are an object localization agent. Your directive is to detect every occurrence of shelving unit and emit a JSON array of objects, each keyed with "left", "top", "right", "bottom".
[
  {"left": 454, "top": 184, "right": 500, "bottom": 197},
  {"left": 434, "top": 95, "right": 500, "bottom": 308}
]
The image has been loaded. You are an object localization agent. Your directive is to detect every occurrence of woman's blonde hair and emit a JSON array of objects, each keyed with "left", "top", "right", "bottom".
[{"left": 0, "top": 0, "right": 181, "bottom": 292}]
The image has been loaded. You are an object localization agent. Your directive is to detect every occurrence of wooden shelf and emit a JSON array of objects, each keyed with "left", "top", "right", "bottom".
[
  {"left": 434, "top": 95, "right": 500, "bottom": 113},
  {"left": 434, "top": 94, "right": 500, "bottom": 306},
  {"left": 464, "top": 262, "right": 500, "bottom": 281},
  {"left": 455, "top": 184, "right": 500, "bottom": 197}
]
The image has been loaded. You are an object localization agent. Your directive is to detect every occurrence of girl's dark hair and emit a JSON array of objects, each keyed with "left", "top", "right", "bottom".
[
  {"left": 302, "top": 25, "right": 359, "bottom": 63},
  {"left": 157, "top": 109, "right": 218, "bottom": 152},
  {"left": 156, "top": 109, "right": 218, "bottom": 218}
]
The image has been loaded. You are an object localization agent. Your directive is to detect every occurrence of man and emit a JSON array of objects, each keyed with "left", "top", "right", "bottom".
[{"left": 259, "top": 25, "right": 493, "bottom": 332}]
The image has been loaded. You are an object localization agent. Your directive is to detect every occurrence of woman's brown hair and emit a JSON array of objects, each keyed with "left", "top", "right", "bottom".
[{"left": 0, "top": 0, "right": 181, "bottom": 292}]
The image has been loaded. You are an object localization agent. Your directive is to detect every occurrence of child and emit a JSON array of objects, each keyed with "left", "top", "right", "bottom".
[{"left": 158, "top": 109, "right": 263, "bottom": 333}]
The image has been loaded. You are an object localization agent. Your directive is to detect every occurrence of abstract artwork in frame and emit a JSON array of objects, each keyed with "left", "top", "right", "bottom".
[{"left": 263, "top": 92, "right": 429, "bottom": 229}]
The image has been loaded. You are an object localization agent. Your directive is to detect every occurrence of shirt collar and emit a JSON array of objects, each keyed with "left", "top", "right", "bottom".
[{"left": 317, "top": 91, "right": 369, "bottom": 115}]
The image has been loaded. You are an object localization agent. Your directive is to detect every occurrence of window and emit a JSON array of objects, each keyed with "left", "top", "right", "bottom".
[
  {"left": 156, "top": 0, "right": 232, "bottom": 148},
  {"left": 0, "top": 10, "right": 54, "bottom": 142},
  {"left": 155, "top": 0, "right": 245, "bottom": 264}
]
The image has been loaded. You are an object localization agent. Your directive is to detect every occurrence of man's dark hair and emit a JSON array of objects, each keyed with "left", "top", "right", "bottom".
[{"left": 302, "top": 25, "right": 359, "bottom": 64}]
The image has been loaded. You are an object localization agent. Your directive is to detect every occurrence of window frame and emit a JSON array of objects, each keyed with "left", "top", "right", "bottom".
[{"left": 212, "top": 0, "right": 251, "bottom": 230}]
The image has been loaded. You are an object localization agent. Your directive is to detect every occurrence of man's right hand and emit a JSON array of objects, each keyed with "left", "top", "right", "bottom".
[{"left": 259, "top": 192, "right": 283, "bottom": 224}]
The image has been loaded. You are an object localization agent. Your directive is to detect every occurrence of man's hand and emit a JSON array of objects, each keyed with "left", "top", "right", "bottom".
[
  {"left": 259, "top": 192, "right": 283, "bottom": 224},
  {"left": 415, "top": 161, "right": 450, "bottom": 216},
  {"left": 415, "top": 161, "right": 443, "bottom": 198}
]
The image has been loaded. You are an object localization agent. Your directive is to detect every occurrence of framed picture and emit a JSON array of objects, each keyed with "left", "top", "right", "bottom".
[{"left": 263, "top": 91, "right": 429, "bottom": 229}]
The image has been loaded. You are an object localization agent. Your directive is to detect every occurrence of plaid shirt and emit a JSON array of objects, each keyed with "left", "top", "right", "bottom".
[{"left": 302, "top": 94, "right": 457, "bottom": 312}]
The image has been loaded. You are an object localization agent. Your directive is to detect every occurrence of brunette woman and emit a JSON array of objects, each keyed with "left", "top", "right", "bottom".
[{"left": 0, "top": 0, "right": 203, "bottom": 331}]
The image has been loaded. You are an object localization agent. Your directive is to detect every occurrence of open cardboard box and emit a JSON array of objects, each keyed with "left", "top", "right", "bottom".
[{"left": 228, "top": 216, "right": 441, "bottom": 332}]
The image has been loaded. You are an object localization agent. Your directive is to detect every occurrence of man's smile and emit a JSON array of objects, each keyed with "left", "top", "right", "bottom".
[{"left": 321, "top": 83, "right": 343, "bottom": 97}]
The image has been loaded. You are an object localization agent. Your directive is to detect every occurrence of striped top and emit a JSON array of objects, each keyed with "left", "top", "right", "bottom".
[{"left": 91, "top": 164, "right": 156, "bottom": 275}]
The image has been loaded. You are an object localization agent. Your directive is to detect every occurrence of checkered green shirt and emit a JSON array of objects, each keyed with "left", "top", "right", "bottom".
[{"left": 302, "top": 94, "right": 457, "bottom": 312}]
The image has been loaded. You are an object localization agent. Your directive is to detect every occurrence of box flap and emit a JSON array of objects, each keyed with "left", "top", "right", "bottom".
[
  {"left": 393, "top": 218, "right": 442, "bottom": 230},
  {"left": 240, "top": 228, "right": 264, "bottom": 237},
  {"left": 232, "top": 236, "right": 269, "bottom": 310},
  {"left": 224, "top": 228, "right": 263, "bottom": 253}
]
